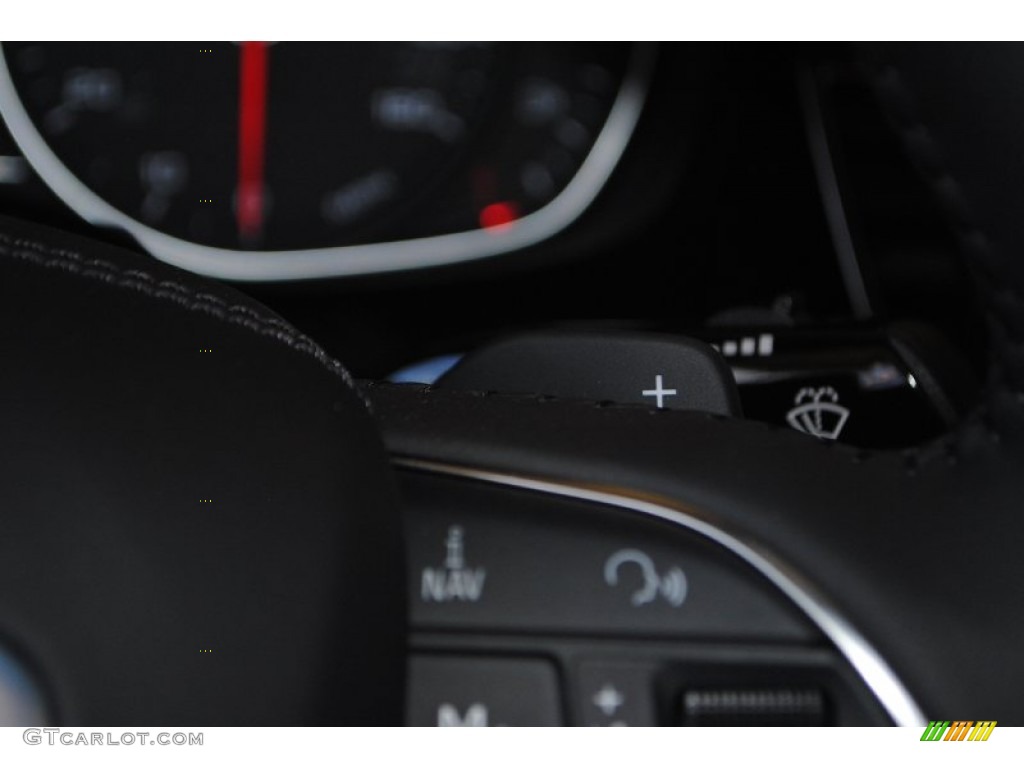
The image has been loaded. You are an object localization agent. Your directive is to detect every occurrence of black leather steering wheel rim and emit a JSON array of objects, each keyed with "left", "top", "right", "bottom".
[{"left": 0, "top": 214, "right": 406, "bottom": 724}]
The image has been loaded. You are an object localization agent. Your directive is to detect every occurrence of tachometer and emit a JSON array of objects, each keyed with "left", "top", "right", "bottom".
[{"left": 0, "top": 42, "right": 651, "bottom": 281}]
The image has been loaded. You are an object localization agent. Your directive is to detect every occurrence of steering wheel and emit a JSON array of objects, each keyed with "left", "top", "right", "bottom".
[{"left": 1, "top": 43, "right": 1022, "bottom": 726}]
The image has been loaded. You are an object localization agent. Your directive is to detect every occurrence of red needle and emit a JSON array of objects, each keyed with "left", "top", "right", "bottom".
[{"left": 237, "top": 41, "right": 269, "bottom": 242}]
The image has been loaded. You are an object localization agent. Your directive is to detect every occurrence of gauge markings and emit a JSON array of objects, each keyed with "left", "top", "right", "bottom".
[{"left": 1, "top": 42, "right": 641, "bottom": 260}]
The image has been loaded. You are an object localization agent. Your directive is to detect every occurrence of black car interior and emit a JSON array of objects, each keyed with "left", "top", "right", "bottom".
[{"left": 0, "top": 42, "right": 1022, "bottom": 726}]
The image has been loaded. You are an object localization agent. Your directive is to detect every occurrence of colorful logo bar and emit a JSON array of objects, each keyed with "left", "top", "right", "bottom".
[{"left": 920, "top": 721, "right": 997, "bottom": 741}]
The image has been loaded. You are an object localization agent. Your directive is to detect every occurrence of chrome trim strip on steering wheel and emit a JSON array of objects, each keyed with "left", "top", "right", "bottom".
[{"left": 394, "top": 456, "right": 928, "bottom": 727}]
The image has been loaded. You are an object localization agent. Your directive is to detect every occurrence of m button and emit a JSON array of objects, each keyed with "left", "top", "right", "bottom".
[{"left": 407, "top": 656, "right": 564, "bottom": 726}]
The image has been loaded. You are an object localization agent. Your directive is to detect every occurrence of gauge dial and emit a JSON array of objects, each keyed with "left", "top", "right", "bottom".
[{"left": 0, "top": 42, "right": 651, "bottom": 280}]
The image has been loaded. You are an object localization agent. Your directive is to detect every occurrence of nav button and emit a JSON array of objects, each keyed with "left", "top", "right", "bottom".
[{"left": 419, "top": 524, "right": 488, "bottom": 604}]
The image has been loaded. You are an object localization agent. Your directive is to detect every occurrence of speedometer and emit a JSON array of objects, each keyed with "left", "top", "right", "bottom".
[{"left": 0, "top": 42, "right": 652, "bottom": 281}]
